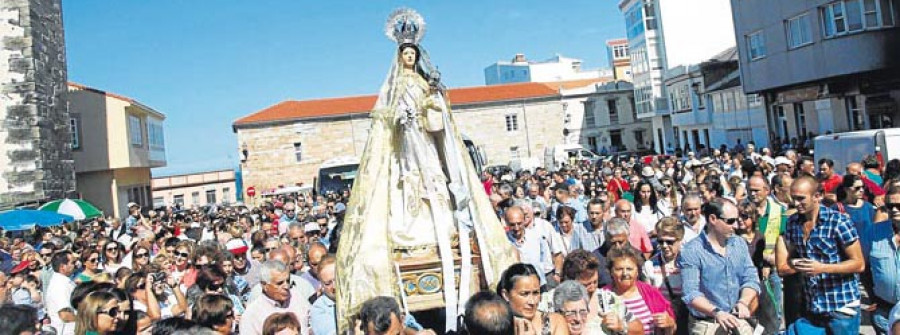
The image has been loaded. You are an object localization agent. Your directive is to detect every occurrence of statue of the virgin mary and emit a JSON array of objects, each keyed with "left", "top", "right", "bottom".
[{"left": 335, "top": 8, "right": 518, "bottom": 332}]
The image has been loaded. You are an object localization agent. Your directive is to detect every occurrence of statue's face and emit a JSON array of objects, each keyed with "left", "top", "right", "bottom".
[{"left": 401, "top": 47, "right": 417, "bottom": 68}]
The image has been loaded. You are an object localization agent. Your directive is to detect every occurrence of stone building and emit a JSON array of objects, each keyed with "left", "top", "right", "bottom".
[
  {"left": 563, "top": 81, "right": 653, "bottom": 153},
  {"left": 233, "top": 80, "right": 615, "bottom": 198},
  {"left": 0, "top": 0, "right": 75, "bottom": 208}
]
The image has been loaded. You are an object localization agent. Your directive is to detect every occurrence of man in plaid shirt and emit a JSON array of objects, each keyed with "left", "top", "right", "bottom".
[{"left": 775, "top": 176, "right": 866, "bottom": 334}]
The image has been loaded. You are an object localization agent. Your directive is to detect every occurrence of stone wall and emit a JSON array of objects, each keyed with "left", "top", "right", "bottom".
[
  {"left": 236, "top": 97, "right": 567, "bottom": 198},
  {"left": 0, "top": 0, "right": 75, "bottom": 207}
]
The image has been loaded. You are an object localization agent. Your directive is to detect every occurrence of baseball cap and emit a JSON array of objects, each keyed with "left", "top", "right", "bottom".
[
  {"left": 10, "top": 260, "right": 31, "bottom": 274},
  {"left": 225, "top": 239, "right": 249, "bottom": 256},
  {"left": 304, "top": 222, "right": 321, "bottom": 233},
  {"left": 775, "top": 156, "right": 793, "bottom": 166}
]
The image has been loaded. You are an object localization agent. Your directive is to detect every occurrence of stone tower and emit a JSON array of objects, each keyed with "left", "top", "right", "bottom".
[{"left": 0, "top": 0, "right": 75, "bottom": 208}]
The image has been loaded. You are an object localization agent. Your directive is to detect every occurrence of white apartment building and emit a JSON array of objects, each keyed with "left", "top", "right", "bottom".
[
  {"left": 618, "top": 0, "right": 738, "bottom": 154},
  {"left": 484, "top": 54, "right": 613, "bottom": 85}
]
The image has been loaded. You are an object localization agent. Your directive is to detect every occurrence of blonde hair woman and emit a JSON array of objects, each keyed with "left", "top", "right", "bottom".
[{"left": 75, "top": 291, "right": 123, "bottom": 335}]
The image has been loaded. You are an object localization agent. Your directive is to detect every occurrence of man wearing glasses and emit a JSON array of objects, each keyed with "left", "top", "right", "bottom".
[
  {"left": 278, "top": 202, "right": 299, "bottom": 236},
  {"left": 241, "top": 260, "right": 310, "bottom": 335},
  {"left": 679, "top": 198, "right": 760, "bottom": 335},
  {"left": 863, "top": 185, "right": 900, "bottom": 334}
]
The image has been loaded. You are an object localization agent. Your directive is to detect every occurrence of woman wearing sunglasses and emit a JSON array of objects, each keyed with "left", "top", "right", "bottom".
[
  {"left": 77, "top": 249, "right": 103, "bottom": 284},
  {"left": 131, "top": 245, "right": 152, "bottom": 273},
  {"left": 642, "top": 217, "right": 688, "bottom": 335},
  {"left": 75, "top": 291, "right": 123, "bottom": 335},
  {"left": 102, "top": 241, "right": 125, "bottom": 275}
]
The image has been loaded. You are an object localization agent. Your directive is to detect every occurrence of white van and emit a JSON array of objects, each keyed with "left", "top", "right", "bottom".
[
  {"left": 544, "top": 144, "right": 602, "bottom": 171},
  {"left": 813, "top": 128, "right": 900, "bottom": 173}
]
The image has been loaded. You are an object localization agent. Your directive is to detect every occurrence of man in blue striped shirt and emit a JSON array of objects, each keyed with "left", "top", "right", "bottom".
[
  {"left": 775, "top": 176, "right": 865, "bottom": 335},
  {"left": 678, "top": 197, "right": 760, "bottom": 335}
]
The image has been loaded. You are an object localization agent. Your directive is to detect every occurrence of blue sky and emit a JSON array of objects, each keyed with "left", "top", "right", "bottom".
[{"left": 62, "top": 1, "right": 626, "bottom": 176}]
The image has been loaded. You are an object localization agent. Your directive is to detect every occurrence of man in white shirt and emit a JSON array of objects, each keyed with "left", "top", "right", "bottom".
[
  {"left": 241, "top": 260, "right": 310, "bottom": 335},
  {"left": 504, "top": 206, "right": 553, "bottom": 286},
  {"left": 45, "top": 251, "right": 77, "bottom": 335}
]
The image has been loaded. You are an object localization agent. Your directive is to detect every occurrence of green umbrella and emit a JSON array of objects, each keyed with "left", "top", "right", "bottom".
[{"left": 39, "top": 199, "right": 103, "bottom": 220}]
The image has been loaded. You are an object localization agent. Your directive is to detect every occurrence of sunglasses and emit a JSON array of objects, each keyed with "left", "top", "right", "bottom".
[
  {"left": 86, "top": 257, "right": 99, "bottom": 263},
  {"left": 265, "top": 247, "right": 277, "bottom": 252},
  {"left": 723, "top": 217, "right": 740, "bottom": 225},
  {"left": 884, "top": 203, "right": 900, "bottom": 211},
  {"left": 658, "top": 239, "right": 678, "bottom": 246},
  {"left": 205, "top": 282, "right": 224, "bottom": 292},
  {"left": 98, "top": 307, "right": 122, "bottom": 318},
  {"left": 106, "top": 246, "right": 119, "bottom": 252},
  {"left": 135, "top": 253, "right": 149, "bottom": 259},
  {"left": 175, "top": 252, "right": 190, "bottom": 258}
]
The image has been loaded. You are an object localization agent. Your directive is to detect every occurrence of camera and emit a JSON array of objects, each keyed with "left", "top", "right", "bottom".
[{"left": 151, "top": 272, "right": 167, "bottom": 283}]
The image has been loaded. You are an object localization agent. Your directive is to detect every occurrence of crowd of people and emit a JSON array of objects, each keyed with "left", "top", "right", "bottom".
[{"left": 1, "top": 141, "right": 900, "bottom": 335}]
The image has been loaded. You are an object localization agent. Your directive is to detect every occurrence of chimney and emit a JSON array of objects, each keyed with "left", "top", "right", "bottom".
[{"left": 512, "top": 53, "right": 526, "bottom": 63}]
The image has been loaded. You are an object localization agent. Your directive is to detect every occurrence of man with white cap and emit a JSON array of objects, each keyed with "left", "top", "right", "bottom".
[{"left": 774, "top": 156, "right": 794, "bottom": 178}]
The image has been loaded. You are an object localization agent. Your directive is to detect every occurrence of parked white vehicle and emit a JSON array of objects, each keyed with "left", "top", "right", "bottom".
[
  {"left": 813, "top": 128, "right": 900, "bottom": 172},
  {"left": 544, "top": 144, "right": 602, "bottom": 171}
]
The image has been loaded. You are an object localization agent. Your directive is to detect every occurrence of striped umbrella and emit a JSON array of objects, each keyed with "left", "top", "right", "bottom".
[{"left": 39, "top": 199, "right": 103, "bottom": 220}]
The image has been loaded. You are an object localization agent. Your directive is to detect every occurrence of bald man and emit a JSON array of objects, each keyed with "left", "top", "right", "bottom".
[
  {"left": 504, "top": 206, "right": 553, "bottom": 285},
  {"left": 301, "top": 243, "right": 328, "bottom": 290},
  {"left": 775, "top": 176, "right": 865, "bottom": 334},
  {"left": 612, "top": 199, "right": 653, "bottom": 256}
]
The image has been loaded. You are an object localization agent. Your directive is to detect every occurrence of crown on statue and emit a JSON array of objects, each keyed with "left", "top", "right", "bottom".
[{"left": 385, "top": 8, "right": 426, "bottom": 45}]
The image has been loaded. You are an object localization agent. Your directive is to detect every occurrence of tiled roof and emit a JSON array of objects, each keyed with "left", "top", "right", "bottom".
[
  {"left": 543, "top": 77, "right": 613, "bottom": 90},
  {"left": 67, "top": 82, "right": 166, "bottom": 118},
  {"left": 68, "top": 82, "right": 135, "bottom": 104},
  {"left": 233, "top": 81, "right": 563, "bottom": 127}
]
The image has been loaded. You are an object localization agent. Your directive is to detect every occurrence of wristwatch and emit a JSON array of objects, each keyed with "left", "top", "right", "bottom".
[{"left": 710, "top": 307, "right": 722, "bottom": 317}]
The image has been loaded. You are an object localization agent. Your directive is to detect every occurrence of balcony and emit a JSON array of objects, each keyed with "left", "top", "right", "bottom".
[{"left": 671, "top": 107, "right": 712, "bottom": 126}]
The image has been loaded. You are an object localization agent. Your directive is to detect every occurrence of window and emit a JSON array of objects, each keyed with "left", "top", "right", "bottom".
[
  {"left": 128, "top": 115, "right": 142, "bottom": 146},
  {"left": 845, "top": 96, "right": 866, "bottom": 130},
  {"left": 608, "top": 99, "right": 619, "bottom": 124},
  {"left": 644, "top": 2, "right": 658, "bottom": 30},
  {"left": 823, "top": 0, "right": 894, "bottom": 37},
  {"left": 191, "top": 192, "right": 200, "bottom": 205},
  {"left": 671, "top": 84, "right": 691, "bottom": 112},
  {"left": 787, "top": 13, "right": 814, "bottom": 48},
  {"left": 206, "top": 190, "right": 217, "bottom": 204},
  {"left": 725, "top": 91, "right": 737, "bottom": 112},
  {"left": 222, "top": 187, "right": 231, "bottom": 204},
  {"left": 148, "top": 121, "right": 164, "bottom": 148},
  {"left": 584, "top": 101, "right": 596, "bottom": 127},
  {"left": 293, "top": 142, "right": 302, "bottom": 162},
  {"left": 505, "top": 114, "right": 519, "bottom": 132},
  {"left": 588, "top": 137, "right": 598, "bottom": 152},
  {"left": 69, "top": 117, "right": 80, "bottom": 149},
  {"left": 610, "top": 130, "right": 623, "bottom": 150},
  {"left": 711, "top": 93, "right": 722, "bottom": 112},
  {"left": 746, "top": 31, "right": 767, "bottom": 60},
  {"left": 509, "top": 146, "right": 520, "bottom": 160},
  {"left": 173, "top": 195, "right": 184, "bottom": 207},
  {"left": 747, "top": 94, "right": 763, "bottom": 108},
  {"left": 613, "top": 45, "right": 628, "bottom": 59},
  {"left": 794, "top": 103, "right": 808, "bottom": 136},
  {"left": 153, "top": 197, "right": 165, "bottom": 208}
]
